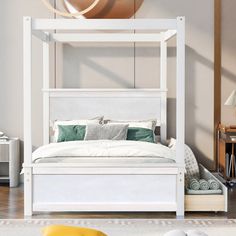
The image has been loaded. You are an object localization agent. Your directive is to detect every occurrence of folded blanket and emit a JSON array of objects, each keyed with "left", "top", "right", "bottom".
[
  {"left": 189, "top": 178, "right": 200, "bottom": 190},
  {"left": 186, "top": 188, "right": 222, "bottom": 195},
  {"left": 208, "top": 179, "right": 220, "bottom": 190},
  {"left": 199, "top": 179, "right": 210, "bottom": 190}
]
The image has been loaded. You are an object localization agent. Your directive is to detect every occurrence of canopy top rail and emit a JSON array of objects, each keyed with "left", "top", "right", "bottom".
[
  {"left": 32, "top": 18, "right": 181, "bottom": 31},
  {"left": 26, "top": 17, "right": 184, "bottom": 43}
]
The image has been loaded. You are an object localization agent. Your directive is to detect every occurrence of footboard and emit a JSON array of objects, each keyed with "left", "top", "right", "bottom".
[
  {"left": 24, "top": 164, "right": 185, "bottom": 216},
  {"left": 33, "top": 174, "right": 177, "bottom": 211}
]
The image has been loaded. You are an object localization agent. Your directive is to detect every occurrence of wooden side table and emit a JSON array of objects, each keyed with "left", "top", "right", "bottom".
[
  {"left": 0, "top": 138, "right": 20, "bottom": 187},
  {"left": 217, "top": 124, "right": 236, "bottom": 180}
]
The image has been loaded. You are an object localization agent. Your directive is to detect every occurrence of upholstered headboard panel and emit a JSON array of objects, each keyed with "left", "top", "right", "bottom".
[{"left": 44, "top": 89, "right": 167, "bottom": 142}]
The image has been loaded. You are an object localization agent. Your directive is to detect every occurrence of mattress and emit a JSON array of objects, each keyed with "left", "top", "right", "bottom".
[{"left": 33, "top": 140, "right": 175, "bottom": 165}]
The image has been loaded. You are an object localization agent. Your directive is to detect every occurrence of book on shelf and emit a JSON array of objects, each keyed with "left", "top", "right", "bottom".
[
  {"left": 230, "top": 154, "right": 234, "bottom": 177},
  {"left": 225, "top": 153, "right": 235, "bottom": 178},
  {"left": 226, "top": 153, "right": 230, "bottom": 177},
  {"left": 234, "top": 155, "right": 236, "bottom": 176}
]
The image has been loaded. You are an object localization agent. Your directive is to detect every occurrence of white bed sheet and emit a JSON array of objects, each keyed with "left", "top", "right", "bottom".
[{"left": 33, "top": 140, "right": 175, "bottom": 164}]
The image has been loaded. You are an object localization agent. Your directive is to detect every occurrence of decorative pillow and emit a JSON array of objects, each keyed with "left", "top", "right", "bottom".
[
  {"left": 53, "top": 117, "right": 103, "bottom": 142},
  {"left": 84, "top": 124, "right": 129, "bottom": 140},
  {"left": 105, "top": 119, "right": 158, "bottom": 131},
  {"left": 105, "top": 119, "right": 158, "bottom": 143},
  {"left": 168, "top": 138, "right": 200, "bottom": 182},
  {"left": 127, "top": 127, "right": 155, "bottom": 143},
  {"left": 57, "top": 125, "right": 86, "bottom": 142}
]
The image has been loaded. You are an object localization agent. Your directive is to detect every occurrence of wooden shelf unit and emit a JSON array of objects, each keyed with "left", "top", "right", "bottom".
[
  {"left": 0, "top": 138, "right": 20, "bottom": 187},
  {"left": 218, "top": 124, "right": 236, "bottom": 180}
]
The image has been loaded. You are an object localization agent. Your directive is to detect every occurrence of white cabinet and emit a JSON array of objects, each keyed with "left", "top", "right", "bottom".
[{"left": 0, "top": 138, "right": 20, "bottom": 187}]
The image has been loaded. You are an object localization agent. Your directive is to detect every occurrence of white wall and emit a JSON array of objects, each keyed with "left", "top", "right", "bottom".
[
  {"left": 221, "top": 1, "right": 236, "bottom": 126},
  {"left": 136, "top": 0, "right": 214, "bottom": 168},
  {"left": 0, "top": 0, "right": 215, "bottom": 168},
  {"left": 0, "top": 0, "right": 53, "bottom": 158}
]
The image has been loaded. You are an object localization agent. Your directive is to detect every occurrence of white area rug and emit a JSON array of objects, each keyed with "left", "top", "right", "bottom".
[{"left": 0, "top": 219, "right": 236, "bottom": 236}]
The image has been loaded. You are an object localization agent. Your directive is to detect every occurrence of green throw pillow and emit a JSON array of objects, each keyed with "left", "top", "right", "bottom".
[
  {"left": 57, "top": 125, "right": 86, "bottom": 142},
  {"left": 127, "top": 127, "right": 155, "bottom": 143}
]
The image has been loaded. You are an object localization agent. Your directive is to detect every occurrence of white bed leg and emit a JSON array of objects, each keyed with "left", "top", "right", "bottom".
[
  {"left": 24, "top": 167, "right": 33, "bottom": 216},
  {"left": 176, "top": 168, "right": 185, "bottom": 217}
]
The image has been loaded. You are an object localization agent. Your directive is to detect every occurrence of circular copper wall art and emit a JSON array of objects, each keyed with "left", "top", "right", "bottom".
[
  {"left": 42, "top": 0, "right": 144, "bottom": 18},
  {"left": 64, "top": 0, "right": 144, "bottom": 19},
  {"left": 41, "top": 0, "right": 101, "bottom": 17}
]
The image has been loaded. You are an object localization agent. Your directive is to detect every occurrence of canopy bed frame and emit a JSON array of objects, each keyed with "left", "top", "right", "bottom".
[{"left": 23, "top": 17, "right": 185, "bottom": 216}]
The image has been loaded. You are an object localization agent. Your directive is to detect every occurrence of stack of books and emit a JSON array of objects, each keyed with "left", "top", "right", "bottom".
[{"left": 225, "top": 153, "right": 236, "bottom": 178}]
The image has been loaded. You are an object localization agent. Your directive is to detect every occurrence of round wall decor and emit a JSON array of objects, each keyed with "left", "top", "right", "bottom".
[{"left": 42, "top": 0, "right": 144, "bottom": 19}]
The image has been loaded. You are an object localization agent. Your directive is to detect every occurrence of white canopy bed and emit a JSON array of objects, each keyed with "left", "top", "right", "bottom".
[{"left": 23, "top": 17, "right": 185, "bottom": 216}]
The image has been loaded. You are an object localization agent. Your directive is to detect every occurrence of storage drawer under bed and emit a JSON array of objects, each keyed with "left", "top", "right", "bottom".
[{"left": 185, "top": 164, "right": 228, "bottom": 212}]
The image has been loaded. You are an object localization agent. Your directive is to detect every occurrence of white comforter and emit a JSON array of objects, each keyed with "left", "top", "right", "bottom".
[{"left": 32, "top": 140, "right": 175, "bottom": 163}]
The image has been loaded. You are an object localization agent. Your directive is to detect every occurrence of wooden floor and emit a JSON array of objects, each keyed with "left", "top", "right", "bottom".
[{"left": 0, "top": 183, "right": 236, "bottom": 219}]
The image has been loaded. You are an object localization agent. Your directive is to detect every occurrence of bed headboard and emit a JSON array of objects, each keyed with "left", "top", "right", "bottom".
[{"left": 43, "top": 89, "right": 167, "bottom": 143}]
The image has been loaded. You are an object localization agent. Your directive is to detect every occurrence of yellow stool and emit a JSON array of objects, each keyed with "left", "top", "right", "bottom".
[{"left": 43, "top": 225, "right": 108, "bottom": 236}]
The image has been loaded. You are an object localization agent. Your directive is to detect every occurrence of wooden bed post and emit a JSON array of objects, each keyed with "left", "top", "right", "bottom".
[
  {"left": 43, "top": 34, "right": 50, "bottom": 145},
  {"left": 176, "top": 16, "right": 185, "bottom": 217},
  {"left": 160, "top": 33, "right": 167, "bottom": 143},
  {"left": 23, "top": 16, "right": 33, "bottom": 216}
]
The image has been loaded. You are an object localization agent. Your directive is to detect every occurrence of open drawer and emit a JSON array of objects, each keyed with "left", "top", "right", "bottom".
[{"left": 185, "top": 164, "right": 228, "bottom": 212}]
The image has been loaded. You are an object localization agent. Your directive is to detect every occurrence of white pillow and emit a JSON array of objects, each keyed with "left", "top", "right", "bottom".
[
  {"left": 52, "top": 117, "right": 103, "bottom": 142},
  {"left": 105, "top": 119, "right": 158, "bottom": 131}
]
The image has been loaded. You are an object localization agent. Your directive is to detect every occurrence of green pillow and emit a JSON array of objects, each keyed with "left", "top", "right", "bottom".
[
  {"left": 127, "top": 127, "right": 155, "bottom": 143},
  {"left": 57, "top": 125, "right": 86, "bottom": 142}
]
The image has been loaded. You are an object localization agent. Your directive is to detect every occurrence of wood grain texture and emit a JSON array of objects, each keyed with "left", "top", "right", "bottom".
[
  {"left": 214, "top": 0, "right": 222, "bottom": 170},
  {"left": 185, "top": 195, "right": 225, "bottom": 212}
]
